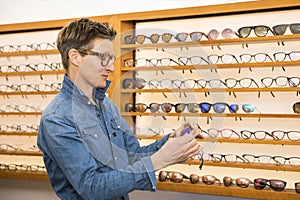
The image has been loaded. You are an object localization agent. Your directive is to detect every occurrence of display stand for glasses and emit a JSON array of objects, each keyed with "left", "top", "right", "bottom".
[{"left": 0, "top": 1, "right": 300, "bottom": 199}]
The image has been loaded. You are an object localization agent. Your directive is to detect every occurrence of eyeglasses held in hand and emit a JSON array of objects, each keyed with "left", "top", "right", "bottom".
[
  {"left": 254, "top": 178, "right": 286, "bottom": 191},
  {"left": 272, "top": 23, "right": 300, "bottom": 35},
  {"left": 189, "top": 174, "right": 221, "bottom": 185},
  {"left": 158, "top": 171, "right": 188, "bottom": 183},
  {"left": 77, "top": 49, "right": 115, "bottom": 67},
  {"left": 237, "top": 25, "right": 275, "bottom": 38}
]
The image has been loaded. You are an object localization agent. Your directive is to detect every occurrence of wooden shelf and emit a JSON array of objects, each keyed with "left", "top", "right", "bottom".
[
  {"left": 121, "top": 112, "right": 300, "bottom": 119},
  {"left": 0, "top": 91, "right": 59, "bottom": 96},
  {"left": 121, "top": 34, "right": 300, "bottom": 50},
  {"left": 122, "top": 87, "right": 300, "bottom": 94},
  {"left": 0, "top": 70, "right": 65, "bottom": 77},
  {"left": 121, "top": 61, "right": 300, "bottom": 71},
  {"left": 0, "top": 49, "right": 59, "bottom": 57},
  {"left": 184, "top": 160, "right": 300, "bottom": 172},
  {"left": 0, "top": 112, "right": 42, "bottom": 116},
  {"left": 0, "top": 132, "right": 37, "bottom": 136},
  {"left": 137, "top": 135, "right": 300, "bottom": 146},
  {"left": 0, "top": 170, "right": 48, "bottom": 181},
  {"left": 157, "top": 180, "right": 299, "bottom": 200},
  {"left": 0, "top": 151, "right": 42, "bottom": 156}
]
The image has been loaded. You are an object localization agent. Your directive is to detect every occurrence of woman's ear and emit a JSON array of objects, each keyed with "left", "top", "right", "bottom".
[{"left": 68, "top": 49, "right": 82, "bottom": 67}]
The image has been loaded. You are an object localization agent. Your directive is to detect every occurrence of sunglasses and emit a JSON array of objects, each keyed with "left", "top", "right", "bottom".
[
  {"left": 223, "top": 176, "right": 253, "bottom": 188},
  {"left": 295, "top": 182, "right": 300, "bottom": 193},
  {"left": 237, "top": 25, "right": 275, "bottom": 38},
  {"left": 254, "top": 178, "right": 286, "bottom": 191},
  {"left": 122, "top": 78, "right": 146, "bottom": 89},
  {"left": 293, "top": 102, "right": 300, "bottom": 114},
  {"left": 207, "top": 28, "right": 237, "bottom": 40},
  {"left": 240, "top": 130, "right": 275, "bottom": 140},
  {"left": 199, "top": 102, "right": 258, "bottom": 114},
  {"left": 158, "top": 171, "right": 188, "bottom": 183},
  {"left": 272, "top": 23, "right": 300, "bottom": 35},
  {"left": 189, "top": 174, "right": 221, "bottom": 185},
  {"left": 175, "top": 32, "right": 209, "bottom": 42}
]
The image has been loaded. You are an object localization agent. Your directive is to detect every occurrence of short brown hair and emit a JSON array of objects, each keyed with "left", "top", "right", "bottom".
[{"left": 56, "top": 18, "right": 116, "bottom": 72}]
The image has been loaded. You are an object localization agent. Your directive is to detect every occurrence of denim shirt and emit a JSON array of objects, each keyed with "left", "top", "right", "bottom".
[{"left": 37, "top": 75, "right": 169, "bottom": 200}]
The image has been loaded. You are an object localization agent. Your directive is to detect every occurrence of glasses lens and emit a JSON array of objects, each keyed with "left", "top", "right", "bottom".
[
  {"left": 161, "top": 103, "right": 173, "bottom": 113},
  {"left": 187, "top": 103, "right": 200, "bottom": 113},
  {"left": 273, "top": 25, "right": 287, "bottom": 35},
  {"left": 178, "top": 57, "right": 188, "bottom": 65},
  {"left": 208, "top": 29, "right": 219, "bottom": 40},
  {"left": 273, "top": 52, "right": 286, "bottom": 62},
  {"left": 202, "top": 175, "right": 217, "bottom": 185},
  {"left": 221, "top": 129, "right": 235, "bottom": 138},
  {"left": 269, "top": 180, "right": 286, "bottom": 191},
  {"left": 135, "top": 78, "right": 146, "bottom": 89},
  {"left": 222, "top": 28, "right": 235, "bottom": 39},
  {"left": 208, "top": 79, "right": 224, "bottom": 88},
  {"left": 176, "top": 33, "right": 188, "bottom": 42},
  {"left": 162, "top": 33, "right": 172, "bottom": 43},
  {"left": 223, "top": 176, "right": 233, "bottom": 187},
  {"left": 174, "top": 103, "right": 186, "bottom": 113},
  {"left": 149, "top": 79, "right": 159, "bottom": 88},
  {"left": 170, "top": 172, "right": 184, "bottom": 183},
  {"left": 200, "top": 103, "right": 211, "bottom": 113},
  {"left": 150, "top": 34, "right": 159, "bottom": 43},
  {"left": 238, "top": 27, "right": 251, "bottom": 38},
  {"left": 289, "top": 51, "right": 300, "bottom": 61},
  {"left": 242, "top": 104, "right": 255, "bottom": 113},
  {"left": 207, "top": 129, "right": 219, "bottom": 138},
  {"left": 236, "top": 178, "right": 251, "bottom": 188},
  {"left": 123, "top": 79, "right": 134, "bottom": 89},
  {"left": 125, "top": 35, "right": 134, "bottom": 44},
  {"left": 295, "top": 182, "right": 300, "bottom": 193},
  {"left": 254, "top": 26, "right": 269, "bottom": 36},
  {"left": 254, "top": 178, "right": 267, "bottom": 190},
  {"left": 149, "top": 103, "right": 159, "bottom": 112},
  {"left": 183, "top": 79, "right": 196, "bottom": 88},
  {"left": 171, "top": 80, "right": 182, "bottom": 89},
  {"left": 290, "top": 23, "right": 300, "bottom": 34},
  {"left": 222, "top": 54, "right": 237, "bottom": 64},
  {"left": 136, "top": 35, "right": 146, "bottom": 44},
  {"left": 288, "top": 77, "right": 300, "bottom": 87},
  {"left": 159, "top": 171, "right": 168, "bottom": 182},
  {"left": 135, "top": 103, "right": 148, "bottom": 112},
  {"left": 160, "top": 79, "right": 172, "bottom": 88},
  {"left": 213, "top": 103, "right": 227, "bottom": 113},
  {"left": 190, "top": 56, "right": 207, "bottom": 65},
  {"left": 190, "top": 174, "right": 199, "bottom": 184},
  {"left": 228, "top": 104, "right": 238, "bottom": 113},
  {"left": 190, "top": 32, "right": 203, "bottom": 41}
]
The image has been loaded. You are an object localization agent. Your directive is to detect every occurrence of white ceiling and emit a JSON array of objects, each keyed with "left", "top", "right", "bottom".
[{"left": 0, "top": 0, "right": 254, "bottom": 25}]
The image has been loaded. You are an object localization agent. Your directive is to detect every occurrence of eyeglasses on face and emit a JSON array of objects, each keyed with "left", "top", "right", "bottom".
[
  {"left": 207, "top": 128, "right": 240, "bottom": 139},
  {"left": 208, "top": 54, "right": 239, "bottom": 64},
  {"left": 273, "top": 51, "right": 300, "bottom": 62},
  {"left": 223, "top": 176, "right": 253, "bottom": 188},
  {"left": 158, "top": 171, "right": 188, "bottom": 183},
  {"left": 189, "top": 174, "right": 221, "bottom": 185},
  {"left": 261, "top": 76, "right": 300, "bottom": 88},
  {"left": 77, "top": 48, "right": 116, "bottom": 67},
  {"left": 239, "top": 53, "right": 273, "bottom": 63},
  {"left": 254, "top": 178, "right": 286, "bottom": 191},
  {"left": 240, "top": 130, "right": 275, "bottom": 140},
  {"left": 237, "top": 25, "right": 275, "bottom": 38},
  {"left": 176, "top": 32, "right": 209, "bottom": 42},
  {"left": 272, "top": 23, "right": 300, "bottom": 35},
  {"left": 271, "top": 130, "right": 300, "bottom": 141}
]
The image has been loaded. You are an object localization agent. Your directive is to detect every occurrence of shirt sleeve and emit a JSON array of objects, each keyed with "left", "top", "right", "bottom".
[{"left": 38, "top": 114, "right": 158, "bottom": 200}]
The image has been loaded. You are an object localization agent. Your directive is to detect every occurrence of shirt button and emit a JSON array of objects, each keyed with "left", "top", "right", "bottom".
[
  {"left": 117, "top": 125, "right": 120, "bottom": 129},
  {"left": 114, "top": 157, "right": 117, "bottom": 160},
  {"left": 87, "top": 101, "right": 92, "bottom": 105},
  {"left": 94, "top": 134, "right": 97, "bottom": 138}
]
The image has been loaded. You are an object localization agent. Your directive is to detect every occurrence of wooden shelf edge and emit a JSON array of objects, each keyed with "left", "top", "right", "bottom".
[
  {"left": 157, "top": 180, "right": 299, "bottom": 200},
  {"left": 0, "top": 171, "right": 48, "bottom": 181},
  {"left": 0, "top": 70, "right": 65, "bottom": 76},
  {"left": 0, "top": 49, "right": 59, "bottom": 57},
  {"left": 0, "top": 151, "right": 42, "bottom": 156}
]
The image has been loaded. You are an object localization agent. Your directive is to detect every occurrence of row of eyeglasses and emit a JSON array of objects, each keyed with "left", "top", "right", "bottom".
[
  {"left": 135, "top": 126, "right": 300, "bottom": 141},
  {"left": 158, "top": 171, "right": 300, "bottom": 193},
  {"left": 124, "top": 23, "right": 300, "bottom": 44},
  {"left": 0, "top": 104, "right": 43, "bottom": 113},
  {"left": 0, "top": 42, "right": 56, "bottom": 53},
  {"left": 0, "top": 62, "right": 63, "bottom": 73},
  {"left": 0, "top": 124, "right": 39, "bottom": 133},
  {"left": 193, "top": 153, "right": 300, "bottom": 167},
  {"left": 124, "top": 51, "right": 300, "bottom": 67},
  {"left": 0, "top": 143, "right": 40, "bottom": 152},
  {"left": 125, "top": 102, "right": 259, "bottom": 114},
  {"left": 0, "top": 83, "right": 62, "bottom": 93},
  {"left": 123, "top": 76, "right": 300, "bottom": 90},
  {"left": 0, "top": 163, "right": 46, "bottom": 173}
]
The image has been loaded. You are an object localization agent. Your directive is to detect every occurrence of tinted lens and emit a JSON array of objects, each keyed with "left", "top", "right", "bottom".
[
  {"left": 222, "top": 28, "right": 235, "bottom": 39},
  {"left": 175, "top": 103, "right": 186, "bottom": 113},
  {"left": 162, "top": 33, "right": 173, "bottom": 42},
  {"left": 242, "top": 104, "right": 255, "bottom": 113},
  {"left": 269, "top": 180, "right": 286, "bottom": 191},
  {"left": 159, "top": 171, "right": 168, "bottom": 182},
  {"left": 124, "top": 103, "right": 133, "bottom": 112},
  {"left": 149, "top": 103, "right": 159, "bottom": 112},
  {"left": 190, "top": 174, "right": 199, "bottom": 184},
  {"left": 161, "top": 103, "right": 173, "bottom": 113},
  {"left": 238, "top": 27, "right": 251, "bottom": 38},
  {"left": 135, "top": 78, "right": 146, "bottom": 89},
  {"left": 150, "top": 34, "right": 160, "bottom": 43},
  {"left": 125, "top": 35, "right": 134, "bottom": 44},
  {"left": 254, "top": 26, "right": 269, "bottom": 36},
  {"left": 187, "top": 103, "right": 200, "bottom": 113},
  {"left": 170, "top": 172, "right": 184, "bottom": 183},
  {"left": 295, "top": 182, "right": 300, "bottom": 193},
  {"left": 290, "top": 23, "right": 300, "bottom": 34},
  {"left": 176, "top": 33, "right": 188, "bottom": 42},
  {"left": 136, "top": 35, "right": 146, "bottom": 44},
  {"left": 254, "top": 178, "right": 267, "bottom": 190},
  {"left": 202, "top": 175, "right": 217, "bottom": 185},
  {"left": 135, "top": 103, "right": 148, "bottom": 112},
  {"left": 200, "top": 103, "right": 211, "bottom": 113},
  {"left": 213, "top": 103, "right": 227, "bottom": 113},
  {"left": 223, "top": 176, "right": 233, "bottom": 187},
  {"left": 236, "top": 178, "right": 251, "bottom": 188},
  {"left": 208, "top": 29, "right": 219, "bottom": 40},
  {"left": 123, "top": 78, "right": 134, "bottom": 89},
  {"left": 273, "top": 25, "right": 287, "bottom": 35},
  {"left": 190, "top": 32, "right": 203, "bottom": 41},
  {"left": 229, "top": 104, "right": 239, "bottom": 113}
]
